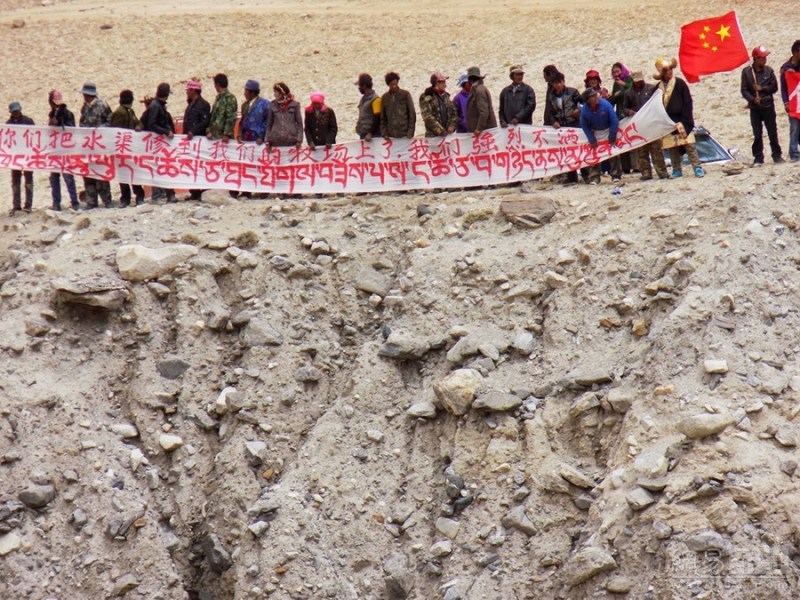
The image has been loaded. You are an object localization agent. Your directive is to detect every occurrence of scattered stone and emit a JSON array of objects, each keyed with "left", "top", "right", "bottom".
[
  {"left": 384, "top": 553, "right": 414, "bottom": 599},
  {"left": 446, "top": 326, "right": 511, "bottom": 364},
  {"left": 569, "top": 368, "right": 613, "bottom": 386},
  {"left": 435, "top": 517, "right": 460, "bottom": 540},
  {"left": 472, "top": 390, "right": 522, "bottom": 412},
  {"left": 626, "top": 487, "right": 656, "bottom": 511},
  {"left": 244, "top": 441, "right": 268, "bottom": 465},
  {"left": 704, "top": 359, "right": 729, "bottom": 374},
  {"left": 111, "top": 423, "right": 139, "bottom": 439},
  {"left": 511, "top": 330, "right": 536, "bottom": 354},
  {"left": 686, "top": 530, "right": 732, "bottom": 556},
  {"left": 607, "top": 388, "right": 634, "bottom": 413},
  {"left": 52, "top": 276, "right": 129, "bottom": 310},
  {"left": 159, "top": 433, "right": 184, "bottom": 452},
  {"left": 294, "top": 365, "right": 323, "bottom": 383},
  {"left": 499, "top": 197, "right": 557, "bottom": 227},
  {"left": 241, "top": 318, "right": 284, "bottom": 347},
  {"left": 407, "top": 401, "right": 437, "bottom": 418},
  {"left": 116, "top": 244, "right": 198, "bottom": 281},
  {"left": 775, "top": 426, "right": 797, "bottom": 448},
  {"left": 544, "top": 270, "right": 568, "bottom": 288},
  {"left": 606, "top": 576, "right": 634, "bottom": 594},
  {"left": 565, "top": 547, "right": 617, "bottom": 586},
  {"left": 0, "top": 531, "right": 22, "bottom": 556},
  {"left": 500, "top": 506, "right": 536, "bottom": 536},
  {"left": 433, "top": 369, "right": 482, "bottom": 416},
  {"left": 248, "top": 521, "right": 270, "bottom": 538},
  {"left": 559, "top": 463, "right": 595, "bottom": 489},
  {"left": 378, "top": 332, "right": 430, "bottom": 360},
  {"left": 443, "top": 586, "right": 462, "bottom": 600},
  {"left": 147, "top": 281, "right": 171, "bottom": 298},
  {"left": 354, "top": 268, "right": 392, "bottom": 296},
  {"left": 204, "top": 533, "right": 233, "bottom": 573},
  {"left": 678, "top": 413, "right": 735, "bottom": 439},
  {"left": 781, "top": 460, "right": 798, "bottom": 476},
  {"left": 18, "top": 484, "right": 56, "bottom": 509},
  {"left": 653, "top": 520, "right": 673, "bottom": 539},
  {"left": 430, "top": 540, "right": 453, "bottom": 557},
  {"left": 156, "top": 357, "right": 191, "bottom": 380},
  {"left": 111, "top": 573, "right": 140, "bottom": 597}
]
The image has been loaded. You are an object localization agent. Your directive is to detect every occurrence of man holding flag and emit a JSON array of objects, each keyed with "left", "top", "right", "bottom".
[
  {"left": 741, "top": 46, "right": 784, "bottom": 165},
  {"left": 780, "top": 40, "right": 800, "bottom": 162}
]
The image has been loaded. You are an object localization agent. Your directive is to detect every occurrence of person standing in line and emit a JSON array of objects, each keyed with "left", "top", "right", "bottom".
[
  {"left": 355, "top": 73, "right": 381, "bottom": 141},
  {"left": 239, "top": 79, "right": 270, "bottom": 144},
  {"left": 623, "top": 71, "right": 668, "bottom": 180},
  {"left": 498, "top": 65, "right": 535, "bottom": 127},
  {"left": 542, "top": 64, "right": 560, "bottom": 126},
  {"left": 47, "top": 90, "right": 79, "bottom": 211},
  {"left": 742, "top": 45, "right": 784, "bottom": 165},
  {"left": 78, "top": 82, "right": 113, "bottom": 208},
  {"left": 579, "top": 88, "right": 622, "bottom": 184},
  {"left": 380, "top": 72, "right": 416, "bottom": 140},
  {"left": 6, "top": 102, "right": 34, "bottom": 215},
  {"left": 109, "top": 89, "right": 145, "bottom": 207},
  {"left": 465, "top": 66, "right": 497, "bottom": 135},
  {"left": 207, "top": 73, "right": 237, "bottom": 142},
  {"left": 453, "top": 74, "right": 471, "bottom": 133},
  {"left": 182, "top": 78, "right": 211, "bottom": 200},
  {"left": 142, "top": 83, "right": 176, "bottom": 203},
  {"left": 780, "top": 40, "right": 800, "bottom": 162},
  {"left": 544, "top": 71, "right": 582, "bottom": 183},
  {"left": 265, "top": 82, "right": 303, "bottom": 150},
  {"left": 653, "top": 57, "right": 704, "bottom": 178},
  {"left": 419, "top": 71, "right": 457, "bottom": 137},
  {"left": 304, "top": 92, "right": 338, "bottom": 150}
]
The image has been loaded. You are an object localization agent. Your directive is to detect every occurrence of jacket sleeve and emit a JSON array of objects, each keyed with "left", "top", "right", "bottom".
[
  {"left": 420, "top": 95, "right": 443, "bottom": 135},
  {"left": 763, "top": 68, "right": 779, "bottom": 96},
  {"left": 265, "top": 106, "right": 274, "bottom": 141},
  {"left": 516, "top": 86, "right": 535, "bottom": 121},
  {"left": 109, "top": 109, "right": 123, "bottom": 128},
  {"left": 405, "top": 92, "right": 416, "bottom": 137},
  {"left": 781, "top": 67, "right": 789, "bottom": 104},
  {"left": 380, "top": 94, "right": 388, "bottom": 137},
  {"left": 498, "top": 89, "right": 506, "bottom": 126},
  {"left": 608, "top": 103, "right": 619, "bottom": 143},
  {"left": 579, "top": 108, "right": 596, "bottom": 145},
  {"left": 741, "top": 68, "right": 756, "bottom": 104},
  {"left": 679, "top": 80, "right": 695, "bottom": 132},
  {"left": 224, "top": 96, "right": 237, "bottom": 138},
  {"left": 446, "top": 98, "right": 457, "bottom": 132},
  {"left": 294, "top": 105, "right": 304, "bottom": 144},
  {"left": 543, "top": 91, "right": 553, "bottom": 126},
  {"left": 191, "top": 100, "right": 211, "bottom": 136},
  {"left": 304, "top": 111, "right": 314, "bottom": 145},
  {"left": 477, "top": 88, "right": 490, "bottom": 131},
  {"left": 327, "top": 109, "right": 338, "bottom": 146},
  {"left": 146, "top": 105, "right": 171, "bottom": 135}
]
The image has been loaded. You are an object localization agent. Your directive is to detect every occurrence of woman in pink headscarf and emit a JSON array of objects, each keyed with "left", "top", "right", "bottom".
[{"left": 304, "top": 92, "right": 338, "bottom": 151}]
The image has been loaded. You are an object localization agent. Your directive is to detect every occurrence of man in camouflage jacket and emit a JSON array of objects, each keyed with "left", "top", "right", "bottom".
[
  {"left": 419, "top": 72, "right": 457, "bottom": 137},
  {"left": 208, "top": 73, "right": 237, "bottom": 141}
]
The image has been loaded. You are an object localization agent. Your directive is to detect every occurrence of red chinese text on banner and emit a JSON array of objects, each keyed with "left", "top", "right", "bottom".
[
  {"left": 0, "top": 91, "right": 676, "bottom": 195},
  {"left": 679, "top": 11, "right": 749, "bottom": 84}
]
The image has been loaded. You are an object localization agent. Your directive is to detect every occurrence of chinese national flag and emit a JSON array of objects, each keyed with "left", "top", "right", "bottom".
[
  {"left": 787, "top": 71, "right": 800, "bottom": 119},
  {"left": 679, "top": 11, "right": 749, "bottom": 83}
]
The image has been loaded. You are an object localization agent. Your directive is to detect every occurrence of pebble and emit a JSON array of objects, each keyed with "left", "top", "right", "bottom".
[
  {"left": 605, "top": 576, "right": 634, "bottom": 593},
  {"left": 775, "top": 426, "right": 797, "bottom": 447},
  {"left": 435, "top": 517, "right": 460, "bottom": 540},
  {"left": 294, "top": 365, "right": 323, "bottom": 383},
  {"left": 111, "top": 573, "right": 140, "bottom": 597},
  {"left": 686, "top": 530, "right": 732, "bottom": 556},
  {"left": 500, "top": 506, "right": 536, "bottom": 536},
  {"left": 606, "top": 388, "right": 634, "bottom": 413},
  {"left": 430, "top": 540, "right": 453, "bottom": 557},
  {"left": 159, "top": 433, "right": 184, "bottom": 452},
  {"left": 565, "top": 546, "right": 617, "bottom": 586},
  {"left": 110, "top": 423, "right": 139, "bottom": 438},
  {"left": 652, "top": 520, "right": 673, "bottom": 539},
  {"left": 156, "top": 357, "right": 191, "bottom": 380},
  {"left": 472, "top": 390, "right": 522, "bottom": 412},
  {"left": 703, "top": 359, "right": 729, "bottom": 374},
  {"left": 384, "top": 553, "right": 414, "bottom": 599},
  {"left": 626, "top": 487, "right": 656, "bottom": 511},
  {"left": 204, "top": 533, "right": 233, "bottom": 573},
  {"left": 0, "top": 531, "right": 22, "bottom": 556},
  {"left": 18, "top": 484, "right": 56, "bottom": 509},
  {"left": 678, "top": 413, "right": 734, "bottom": 439},
  {"left": 559, "top": 463, "right": 595, "bottom": 489},
  {"left": 407, "top": 401, "right": 437, "bottom": 418},
  {"left": 433, "top": 369, "right": 482, "bottom": 416}
]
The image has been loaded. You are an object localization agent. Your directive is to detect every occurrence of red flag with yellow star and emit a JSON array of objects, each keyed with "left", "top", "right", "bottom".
[{"left": 679, "top": 11, "right": 748, "bottom": 83}]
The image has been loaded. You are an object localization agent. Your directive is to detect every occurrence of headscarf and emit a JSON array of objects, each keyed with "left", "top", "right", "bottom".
[
  {"left": 273, "top": 82, "right": 293, "bottom": 109},
  {"left": 612, "top": 63, "right": 630, "bottom": 81},
  {"left": 306, "top": 92, "right": 327, "bottom": 112}
]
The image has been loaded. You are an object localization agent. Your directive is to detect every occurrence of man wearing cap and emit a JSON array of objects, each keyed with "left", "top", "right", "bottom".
[
  {"left": 579, "top": 88, "right": 622, "bottom": 184},
  {"left": 48, "top": 90, "right": 79, "bottom": 211},
  {"left": 780, "top": 40, "right": 800, "bottom": 162},
  {"left": 654, "top": 58, "right": 704, "bottom": 178},
  {"left": 453, "top": 74, "right": 471, "bottom": 133},
  {"left": 380, "top": 72, "right": 416, "bottom": 140},
  {"left": 466, "top": 66, "right": 498, "bottom": 135},
  {"left": 110, "top": 89, "right": 145, "bottom": 207},
  {"left": 623, "top": 71, "right": 668, "bottom": 180},
  {"left": 183, "top": 79, "right": 211, "bottom": 201},
  {"left": 742, "top": 46, "right": 784, "bottom": 165},
  {"left": 142, "top": 83, "right": 176, "bottom": 203},
  {"left": 79, "top": 82, "right": 113, "bottom": 208},
  {"left": 419, "top": 72, "right": 457, "bottom": 137},
  {"left": 6, "top": 102, "right": 34, "bottom": 214},
  {"left": 208, "top": 73, "right": 237, "bottom": 142},
  {"left": 584, "top": 70, "right": 609, "bottom": 99},
  {"left": 239, "top": 80, "right": 270, "bottom": 144},
  {"left": 355, "top": 73, "right": 381, "bottom": 141},
  {"left": 499, "top": 65, "right": 535, "bottom": 127}
]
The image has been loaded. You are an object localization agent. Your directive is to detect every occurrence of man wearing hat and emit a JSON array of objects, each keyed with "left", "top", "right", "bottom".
[
  {"left": 142, "top": 83, "right": 176, "bottom": 203},
  {"left": 780, "top": 40, "right": 800, "bottom": 162},
  {"left": 79, "top": 82, "right": 113, "bottom": 208},
  {"left": 355, "top": 73, "right": 381, "bottom": 141},
  {"left": 466, "top": 66, "right": 497, "bottom": 135},
  {"left": 623, "top": 71, "right": 668, "bottom": 180},
  {"left": 47, "top": 90, "right": 80, "bottom": 210},
  {"left": 453, "top": 74, "right": 471, "bottom": 133},
  {"left": 110, "top": 89, "right": 145, "bottom": 207},
  {"left": 499, "top": 65, "right": 535, "bottom": 127},
  {"left": 182, "top": 79, "right": 211, "bottom": 201},
  {"left": 419, "top": 71, "right": 457, "bottom": 137},
  {"left": 579, "top": 88, "right": 622, "bottom": 184},
  {"left": 6, "top": 102, "right": 34, "bottom": 214},
  {"left": 239, "top": 79, "right": 270, "bottom": 144},
  {"left": 380, "top": 72, "right": 416, "bottom": 140},
  {"left": 742, "top": 45, "right": 784, "bottom": 165}
]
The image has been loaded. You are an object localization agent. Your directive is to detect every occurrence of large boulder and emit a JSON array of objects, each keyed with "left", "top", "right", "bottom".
[{"left": 116, "top": 244, "right": 198, "bottom": 281}]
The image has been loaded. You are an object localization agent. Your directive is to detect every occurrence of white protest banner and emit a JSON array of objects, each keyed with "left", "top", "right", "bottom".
[{"left": 0, "top": 91, "right": 674, "bottom": 194}]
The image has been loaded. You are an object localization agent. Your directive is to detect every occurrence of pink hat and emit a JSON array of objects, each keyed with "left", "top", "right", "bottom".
[
  {"left": 310, "top": 92, "right": 325, "bottom": 103},
  {"left": 186, "top": 79, "right": 202, "bottom": 91},
  {"left": 51, "top": 90, "right": 63, "bottom": 104}
]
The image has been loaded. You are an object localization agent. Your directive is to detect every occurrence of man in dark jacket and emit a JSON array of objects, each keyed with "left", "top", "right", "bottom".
[
  {"left": 142, "top": 83, "right": 176, "bottom": 203},
  {"left": 48, "top": 90, "right": 79, "bottom": 211},
  {"left": 6, "top": 102, "right": 34, "bottom": 215},
  {"left": 355, "top": 73, "right": 381, "bottom": 141},
  {"left": 623, "top": 71, "right": 668, "bottom": 180},
  {"left": 545, "top": 71, "right": 582, "bottom": 183},
  {"left": 780, "top": 40, "right": 800, "bottom": 162},
  {"left": 654, "top": 57, "right": 703, "bottom": 178},
  {"left": 110, "top": 89, "right": 145, "bottom": 206},
  {"left": 380, "top": 72, "right": 416, "bottom": 140},
  {"left": 183, "top": 79, "right": 211, "bottom": 200},
  {"left": 419, "top": 71, "right": 457, "bottom": 137},
  {"left": 742, "top": 45, "right": 784, "bottom": 165},
  {"left": 499, "top": 65, "right": 535, "bottom": 127},
  {"left": 466, "top": 66, "right": 498, "bottom": 135}
]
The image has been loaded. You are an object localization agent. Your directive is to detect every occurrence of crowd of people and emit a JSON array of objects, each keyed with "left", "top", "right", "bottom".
[{"left": 4, "top": 39, "right": 800, "bottom": 214}]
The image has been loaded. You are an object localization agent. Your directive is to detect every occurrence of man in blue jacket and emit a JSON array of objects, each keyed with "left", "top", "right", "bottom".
[{"left": 579, "top": 88, "right": 621, "bottom": 184}]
